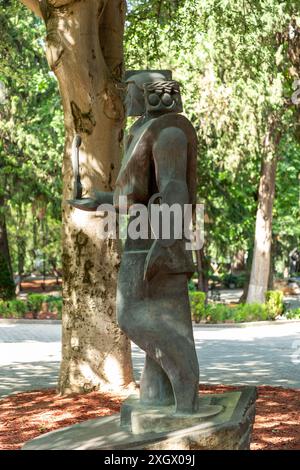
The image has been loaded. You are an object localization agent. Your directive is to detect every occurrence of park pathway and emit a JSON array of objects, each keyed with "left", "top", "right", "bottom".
[{"left": 0, "top": 320, "right": 300, "bottom": 398}]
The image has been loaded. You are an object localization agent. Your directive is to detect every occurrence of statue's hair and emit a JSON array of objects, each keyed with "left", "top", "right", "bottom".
[{"left": 144, "top": 81, "right": 180, "bottom": 95}]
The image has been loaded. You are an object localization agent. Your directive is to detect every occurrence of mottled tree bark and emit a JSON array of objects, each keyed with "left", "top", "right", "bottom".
[
  {"left": 239, "top": 245, "right": 252, "bottom": 303},
  {"left": 0, "top": 195, "right": 15, "bottom": 300},
  {"left": 0, "top": 196, "right": 13, "bottom": 279},
  {"left": 247, "top": 116, "right": 281, "bottom": 304},
  {"left": 195, "top": 247, "right": 208, "bottom": 295},
  {"left": 20, "top": 0, "right": 134, "bottom": 393}
]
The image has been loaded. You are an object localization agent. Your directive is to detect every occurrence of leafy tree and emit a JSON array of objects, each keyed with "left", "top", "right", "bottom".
[
  {"left": 0, "top": 0, "right": 63, "bottom": 294},
  {"left": 125, "top": 0, "right": 300, "bottom": 301}
]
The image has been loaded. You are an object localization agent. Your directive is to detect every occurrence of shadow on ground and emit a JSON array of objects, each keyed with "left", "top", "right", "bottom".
[
  {"left": 132, "top": 326, "right": 300, "bottom": 388},
  {"left": 0, "top": 362, "right": 60, "bottom": 398}
]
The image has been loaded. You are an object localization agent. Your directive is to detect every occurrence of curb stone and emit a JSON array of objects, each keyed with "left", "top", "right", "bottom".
[
  {"left": 0, "top": 319, "right": 62, "bottom": 325},
  {"left": 193, "top": 319, "right": 300, "bottom": 328},
  {"left": 1, "top": 318, "right": 300, "bottom": 327}
]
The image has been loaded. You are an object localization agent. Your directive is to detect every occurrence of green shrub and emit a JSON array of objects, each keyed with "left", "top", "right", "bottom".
[
  {"left": 205, "top": 303, "right": 235, "bottom": 323},
  {"left": 191, "top": 301, "right": 269, "bottom": 324},
  {"left": 235, "top": 274, "right": 247, "bottom": 289},
  {"left": 0, "top": 300, "right": 9, "bottom": 318},
  {"left": 222, "top": 273, "right": 237, "bottom": 288},
  {"left": 48, "top": 296, "right": 63, "bottom": 318},
  {"left": 189, "top": 291, "right": 206, "bottom": 321},
  {"left": 6, "top": 299, "right": 27, "bottom": 318},
  {"left": 209, "top": 275, "right": 221, "bottom": 286},
  {"left": 265, "top": 290, "right": 284, "bottom": 320},
  {"left": 285, "top": 308, "right": 300, "bottom": 320},
  {"left": 0, "top": 299, "right": 27, "bottom": 318},
  {"left": 0, "top": 294, "right": 63, "bottom": 319},
  {"left": 189, "top": 289, "right": 291, "bottom": 324},
  {"left": 234, "top": 303, "right": 268, "bottom": 322},
  {"left": 188, "top": 279, "right": 196, "bottom": 292},
  {"left": 0, "top": 253, "right": 15, "bottom": 301},
  {"left": 221, "top": 273, "right": 246, "bottom": 288},
  {"left": 27, "top": 293, "right": 45, "bottom": 317}
]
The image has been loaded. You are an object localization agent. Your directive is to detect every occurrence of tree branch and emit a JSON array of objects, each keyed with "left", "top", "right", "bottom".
[{"left": 19, "top": 0, "right": 43, "bottom": 18}]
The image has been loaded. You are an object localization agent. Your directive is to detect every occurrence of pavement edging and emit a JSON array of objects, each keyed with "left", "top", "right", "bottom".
[
  {"left": 0, "top": 319, "right": 62, "bottom": 325},
  {"left": 1, "top": 318, "right": 300, "bottom": 327},
  {"left": 193, "top": 319, "right": 300, "bottom": 328}
]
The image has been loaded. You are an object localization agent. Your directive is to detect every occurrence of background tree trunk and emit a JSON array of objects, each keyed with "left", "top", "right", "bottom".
[
  {"left": 21, "top": 0, "right": 134, "bottom": 393},
  {"left": 247, "top": 116, "right": 281, "bottom": 304},
  {"left": 239, "top": 245, "right": 253, "bottom": 303},
  {"left": 0, "top": 195, "right": 15, "bottom": 300},
  {"left": 195, "top": 247, "right": 209, "bottom": 295},
  {"left": 267, "top": 235, "right": 276, "bottom": 290}
]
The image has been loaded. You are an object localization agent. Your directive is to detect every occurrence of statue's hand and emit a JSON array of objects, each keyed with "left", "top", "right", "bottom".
[
  {"left": 144, "top": 240, "right": 168, "bottom": 281},
  {"left": 67, "top": 198, "right": 99, "bottom": 212}
]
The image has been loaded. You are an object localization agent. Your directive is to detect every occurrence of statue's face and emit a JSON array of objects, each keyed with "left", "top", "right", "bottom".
[
  {"left": 125, "top": 72, "right": 167, "bottom": 117},
  {"left": 144, "top": 82, "right": 183, "bottom": 115}
]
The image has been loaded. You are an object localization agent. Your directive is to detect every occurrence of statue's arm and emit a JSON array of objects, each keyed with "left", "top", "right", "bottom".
[
  {"left": 152, "top": 126, "right": 189, "bottom": 213},
  {"left": 144, "top": 126, "right": 190, "bottom": 280},
  {"left": 68, "top": 191, "right": 114, "bottom": 212}
]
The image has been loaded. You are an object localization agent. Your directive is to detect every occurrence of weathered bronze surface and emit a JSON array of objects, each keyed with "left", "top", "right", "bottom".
[
  {"left": 69, "top": 71, "right": 201, "bottom": 414},
  {"left": 22, "top": 71, "right": 257, "bottom": 450}
]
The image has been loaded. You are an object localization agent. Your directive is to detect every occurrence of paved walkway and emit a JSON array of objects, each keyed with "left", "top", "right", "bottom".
[
  {"left": 0, "top": 323, "right": 61, "bottom": 398},
  {"left": 0, "top": 321, "right": 300, "bottom": 398}
]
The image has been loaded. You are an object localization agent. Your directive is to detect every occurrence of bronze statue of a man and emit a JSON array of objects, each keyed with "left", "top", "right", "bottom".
[{"left": 69, "top": 70, "right": 200, "bottom": 414}]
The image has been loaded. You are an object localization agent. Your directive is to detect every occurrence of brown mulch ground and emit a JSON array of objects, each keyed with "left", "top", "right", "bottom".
[
  {"left": 0, "top": 385, "right": 299, "bottom": 450},
  {"left": 20, "top": 279, "right": 62, "bottom": 293}
]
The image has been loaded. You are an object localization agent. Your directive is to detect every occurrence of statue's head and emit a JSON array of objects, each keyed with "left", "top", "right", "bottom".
[
  {"left": 125, "top": 70, "right": 183, "bottom": 117},
  {"left": 143, "top": 80, "right": 183, "bottom": 115}
]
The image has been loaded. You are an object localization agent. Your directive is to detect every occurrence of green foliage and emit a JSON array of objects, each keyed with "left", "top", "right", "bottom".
[
  {"left": 5, "top": 299, "right": 27, "bottom": 318},
  {"left": 205, "top": 303, "right": 268, "bottom": 323},
  {"left": 0, "top": 252, "right": 15, "bottom": 300},
  {"left": 205, "top": 303, "right": 235, "bottom": 323},
  {"left": 0, "top": 0, "right": 63, "bottom": 277},
  {"left": 126, "top": 0, "right": 300, "bottom": 276},
  {"left": 0, "top": 298, "right": 27, "bottom": 318},
  {"left": 0, "top": 293, "right": 62, "bottom": 318},
  {"left": 27, "top": 293, "right": 45, "bottom": 314},
  {"left": 285, "top": 308, "right": 300, "bottom": 319},
  {"left": 189, "top": 293, "right": 283, "bottom": 323},
  {"left": 265, "top": 290, "right": 284, "bottom": 319},
  {"left": 0, "top": 0, "right": 299, "bottom": 297},
  {"left": 188, "top": 279, "right": 196, "bottom": 291},
  {"left": 221, "top": 273, "right": 247, "bottom": 288},
  {"left": 189, "top": 291, "right": 206, "bottom": 321},
  {"left": 0, "top": 300, "right": 8, "bottom": 317},
  {"left": 233, "top": 304, "right": 268, "bottom": 323},
  {"left": 47, "top": 296, "right": 62, "bottom": 318}
]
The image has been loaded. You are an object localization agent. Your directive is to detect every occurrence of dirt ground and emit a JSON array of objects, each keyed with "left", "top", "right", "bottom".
[{"left": 0, "top": 384, "right": 299, "bottom": 450}]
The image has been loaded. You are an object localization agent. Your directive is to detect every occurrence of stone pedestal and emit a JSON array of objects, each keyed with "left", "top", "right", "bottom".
[
  {"left": 120, "top": 395, "right": 224, "bottom": 435},
  {"left": 22, "top": 387, "right": 257, "bottom": 450}
]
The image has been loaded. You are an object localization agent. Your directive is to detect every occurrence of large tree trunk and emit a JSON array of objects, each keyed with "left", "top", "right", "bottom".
[
  {"left": 21, "top": 0, "right": 134, "bottom": 393},
  {"left": 247, "top": 116, "right": 281, "bottom": 304}
]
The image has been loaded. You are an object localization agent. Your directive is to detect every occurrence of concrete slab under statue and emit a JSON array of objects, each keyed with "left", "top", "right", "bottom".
[
  {"left": 23, "top": 387, "right": 257, "bottom": 450},
  {"left": 23, "top": 70, "right": 257, "bottom": 450}
]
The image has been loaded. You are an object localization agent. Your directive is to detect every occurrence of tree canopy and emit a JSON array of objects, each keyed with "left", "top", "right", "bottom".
[{"left": 1, "top": 0, "right": 299, "bottom": 283}]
